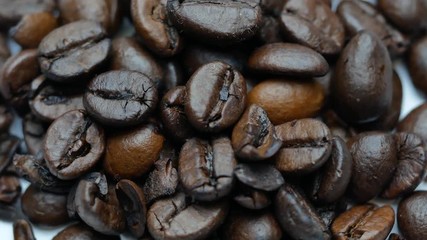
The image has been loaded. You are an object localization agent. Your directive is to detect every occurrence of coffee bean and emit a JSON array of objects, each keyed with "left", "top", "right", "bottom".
[
  {"left": 143, "top": 157, "right": 178, "bottom": 204},
  {"left": 322, "top": 110, "right": 357, "bottom": 142},
  {"left": 332, "top": 204, "right": 395, "bottom": 240},
  {"left": 316, "top": 200, "right": 348, "bottom": 228},
  {"left": 234, "top": 184, "right": 271, "bottom": 210},
  {"left": 0, "top": 104, "right": 13, "bottom": 134},
  {"left": 0, "top": 174, "right": 21, "bottom": 204},
  {"left": 0, "top": 0, "right": 55, "bottom": 27},
  {"left": 332, "top": 31, "right": 393, "bottom": 125},
  {"left": 280, "top": 0, "right": 345, "bottom": 55},
  {"left": 378, "top": 0, "right": 427, "bottom": 33},
  {"left": 0, "top": 33, "right": 10, "bottom": 68},
  {"left": 348, "top": 132, "right": 398, "bottom": 202},
  {"left": 132, "top": 0, "right": 183, "bottom": 57},
  {"left": 185, "top": 62, "right": 246, "bottom": 132},
  {"left": 53, "top": 223, "right": 121, "bottom": 240},
  {"left": 179, "top": 137, "right": 236, "bottom": 201},
  {"left": 248, "top": 43, "right": 329, "bottom": 77},
  {"left": 256, "top": 16, "right": 284, "bottom": 44},
  {"left": 275, "top": 118, "right": 332, "bottom": 175},
  {"left": 167, "top": 0, "right": 262, "bottom": 44},
  {"left": 84, "top": 70, "right": 158, "bottom": 126},
  {"left": 22, "top": 114, "right": 47, "bottom": 155},
  {"left": 13, "top": 219, "right": 35, "bottom": 240},
  {"left": 231, "top": 104, "right": 282, "bottom": 161},
  {"left": 398, "top": 103, "right": 427, "bottom": 151},
  {"left": 408, "top": 36, "right": 427, "bottom": 94},
  {"left": 0, "top": 135, "right": 20, "bottom": 174},
  {"left": 398, "top": 191, "right": 427, "bottom": 240},
  {"left": 248, "top": 79, "right": 325, "bottom": 125},
  {"left": 43, "top": 110, "right": 105, "bottom": 180},
  {"left": 275, "top": 184, "right": 331, "bottom": 240},
  {"left": 234, "top": 163, "right": 284, "bottom": 191},
  {"left": 161, "top": 60, "right": 185, "bottom": 92},
  {"left": 38, "top": 20, "right": 111, "bottom": 82},
  {"left": 147, "top": 192, "right": 229, "bottom": 240}
]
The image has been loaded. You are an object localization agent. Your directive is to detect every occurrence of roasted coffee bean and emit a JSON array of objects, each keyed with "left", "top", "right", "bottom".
[
  {"left": 0, "top": 104, "right": 13, "bottom": 133},
  {"left": 10, "top": 12, "right": 58, "bottom": 49},
  {"left": 398, "top": 103, "right": 427, "bottom": 150},
  {"left": 132, "top": 0, "right": 183, "bottom": 57},
  {"left": 111, "top": 37, "right": 164, "bottom": 87},
  {"left": 167, "top": 0, "right": 262, "bottom": 44},
  {"left": 58, "top": 0, "right": 122, "bottom": 34},
  {"left": 53, "top": 223, "right": 121, "bottom": 240},
  {"left": 74, "top": 172, "right": 125, "bottom": 235},
  {"left": 257, "top": 16, "right": 284, "bottom": 44},
  {"left": 308, "top": 136, "right": 352, "bottom": 204},
  {"left": 234, "top": 163, "right": 284, "bottom": 191},
  {"left": 147, "top": 192, "right": 228, "bottom": 240},
  {"left": 279, "top": 0, "right": 345, "bottom": 55},
  {"left": 104, "top": 122, "right": 164, "bottom": 179},
  {"left": 0, "top": 135, "right": 20, "bottom": 174},
  {"left": 162, "top": 60, "right": 185, "bottom": 92},
  {"left": 275, "top": 119, "right": 332, "bottom": 175},
  {"left": 0, "top": 33, "right": 10, "bottom": 67},
  {"left": 22, "top": 114, "right": 47, "bottom": 155},
  {"left": 398, "top": 191, "right": 427, "bottom": 240},
  {"left": 348, "top": 132, "right": 398, "bottom": 202},
  {"left": 248, "top": 79, "right": 325, "bottom": 125},
  {"left": 231, "top": 104, "right": 282, "bottom": 161},
  {"left": 84, "top": 70, "right": 158, "bottom": 126},
  {"left": 185, "top": 62, "right": 246, "bottom": 132},
  {"left": 332, "top": 204, "right": 395, "bottom": 240},
  {"left": 378, "top": 0, "right": 427, "bottom": 33},
  {"left": 43, "top": 110, "right": 105, "bottom": 180},
  {"left": 21, "top": 184, "right": 69, "bottom": 226},
  {"left": 0, "top": 174, "right": 21, "bottom": 204},
  {"left": 337, "top": 0, "right": 409, "bottom": 56},
  {"left": 248, "top": 43, "right": 329, "bottom": 77},
  {"left": 234, "top": 184, "right": 271, "bottom": 210},
  {"left": 0, "top": 0, "right": 55, "bottom": 27},
  {"left": 332, "top": 31, "right": 393, "bottom": 125},
  {"left": 143, "top": 157, "right": 178, "bottom": 204},
  {"left": 275, "top": 184, "right": 331, "bottom": 240},
  {"left": 116, "top": 179, "right": 147, "bottom": 238},
  {"left": 38, "top": 20, "right": 111, "bottom": 82},
  {"left": 408, "top": 36, "right": 427, "bottom": 94},
  {"left": 223, "top": 209, "right": 282, "bottom": 240},
  {"left": 13, "top": 219, "right": 35, "bottom": 240},
  {"left": 179, "top": 137, "right": 236, "bottom": 201},
  {"left": 388, "top": 233, "right": 406, "bottom": 240}
]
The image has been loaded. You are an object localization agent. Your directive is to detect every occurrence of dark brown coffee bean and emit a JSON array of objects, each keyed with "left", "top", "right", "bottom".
[
  {"left": 279, "top": 0, "right": 345, "bottom": 55},
  {"left": 143, "top": 157, "right": 178, "bottom": 204},
  {"left": 316, "top": 200, "right": 348, "bottom": 228},
  {"left": 408, "top": 36, "right": 427, "bottom": 94},
  {"left": 398, "top": 191, "right": 427, "bottom": 240},
  {"left": 22, "top": 114, "right": 47, "bottom": 155},
  {"left": 43, "top": 110, "right": 105, "bottom": 180},
  {"left": 234, "top": 184, "right": 271, "bottom": 210},
  {"left": 167, "top": 0, "right": 262, "bottom": 44},
  {"left": 38, "top": 20, "right": 111, "bottom": 82},
  {"left": 348, "top": 132, "right": 398, "bottom": 202},
  {"left": 13, "top": 219, "right": 35, "bottom": 240},
  {"left": 308, "top": 136, "right": 352, "bottom": 204},
  {"left": 53, "top": 223, "right": 121, "bottom": 240},
  {"left": 248, "top": 79, "right": 325, "bottom": 125},
  {"left": 332, "top": 31, "right": 393, "bottom": 125},
  {"left": 231, "top": 104, "right": 282, "bottom": 161},
  {"left": 147, "top": 192, "right": 229, "bottom": 240},
  {"left": 0, "top": 174, "right": 21, "bottom": 204},
  {"left": 84, "top": 70, "right": 158, "bottom": 127},
  {"left": 10, "top": 12, "right": 58, "bottom": 49},
  {"left": 179, "top": 137, "right": 236, "bottom": 201},
  {"left": 337, "top": 0, "right": 409, "bottom": 56},
  {"left": 398, "top": 103, "right": 427, "bottom": 151},
  {"left": 248, "top": 43, "right": 329, "bottom": 77},
  {"left": 22, "top": 184, "right": 69, "bottom": 226},
  {"left": 275, "top": 119, "right": 332, "bottom": 175},
  {"left": 116, "top": 179, "right": 147, "bottom": 238},
  {"left": 332, "top": 204, "right": 395, "bottom": 240},
  {"left": 322, "top": 110, "right": 357, "bottom": 142},
  {"left": 0, "top": 0, "right": 55, "bottom": 27},
  {"left": 185, "top": 62, "right": 246, "bottom": 132},
  {"left": 0, "top": 135, "right": 20, "bottom": 174},
  {"left": 132, "top": 0, "right": 183, "bottom": 57},
  {"left": 378, "top": 0, "right": 427, "bottom": 33},
  {"left": 234, "top": 163, "right": 284, "bottom": 191},
  {"left": 275, "top": 184, "right": 331, "bottom": 240},
  {"left": 111, "top": 37, "right": 164, "bottom": 87},
  {"left": 74, "top": 172, "right": 125, "bottom": 235}
]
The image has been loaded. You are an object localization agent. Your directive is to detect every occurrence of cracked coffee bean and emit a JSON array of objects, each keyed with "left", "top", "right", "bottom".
[
  {"left": 13, "top": 219, "right": 35, "bottom": 240},
  {"left": 234, "top": 163, "right": 284, "bottom": 192},
  {"left": 398, "top": 191, "right": 427, "bottom": 240}
]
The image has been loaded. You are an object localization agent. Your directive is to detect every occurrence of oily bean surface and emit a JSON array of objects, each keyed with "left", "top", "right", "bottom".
[
  {"left": 398, "top": 191, "right": 427, "bottom": 240},
  {"left": 234, "top": 163, "right": 284, "bottom": 192}
]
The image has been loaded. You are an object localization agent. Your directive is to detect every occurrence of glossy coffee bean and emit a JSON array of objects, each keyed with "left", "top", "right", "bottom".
[
  {"left": 408, "top": 36, "right": 427, "bottom": 94},
  {"left": 398, "top": 103, "right": 427, "bottom": 150},
  {"left": 147, "top": 192, "right": 228, "bottom": 240},
  {"left": 10, "top": 12, "right": 57, "bottom": 49},
  {"left": 332, "top": 31, "right": 393, "bottom": 125},
  {"left": 332, "top": 204, "right": 395, "bottom": 240},
  {"left": 0, "top": 33, "right": 10, "bottom": 68},
  {"left": 132, "top": 0, "right": 183, "bottom": 57},
  {"left": 279, "top": 0, "right": 345, "bottom": 55},
  {"left": 143, "top": 157, "right": 178, "bottom": 204},
  {"left": 13, "top": 219, "right": 35, "bottom": 240},
  {"left": 275, "top": 119, "right": 332, "bottom": 175},
  {"left": 275, "top": 184, "right": 331, "bottom": 240},
  {"left": 22, "top": 184, "right": 69, "bottom": 226},
  {"left": 104, "top": 122, "right": 164, "bottom": 179},
  {"left": 179, "top": 137, "right": 236, "bottom": 201},
  {"left": 53, "top": 223, "right": 120, "bottom": 240},
  {"left": 234, "top": 184, "right": 271, "bottom": 210},
  {"left": 74, "top": 172, "right": 125, "bottom": 235},
  {"left": 185, "top": 62, "right": 246, "bottom": 132},
  {"left": 234, "top": 163, "right": 284, "bottom": 192},
  {"left": 0, "top": 0, "right": 55, "bottom": 27},
  {"left": 398, "top": 191, "right": 427, "bottom": 240},
  {"left": 248, "top": 43, "right": 329, "bottom": 77},
  {"left": 0, "top": 135, "right": 20, "bottom": 174},
  {"left": 44, "top": 110, "right": 105, "bottom": 180},
  {"left": 167, "top": 0, "right": 262, "bottom": 44},
  {"left": 378, "top": 0, "right": 427, "bottom": 33},
  {"left": 0, "top": 174, "right": 21, "bottom": 204},
  {"left": 22, "top": 114, "right": 47, "bottom": 155},
  {"left": 348, "top": 132, "right": 398, "bottom": 202},
  {"left": 248, "top": 79, "right": 324, "bottom": 125},
  {"left": 38, "top": 20, "right": 111, "bottom": 82},
  {"left": 231, "top": 104, "right": 282, "bottom": 161},
  {"left": 84, "top": 70, "right": 158, "bottom": 126},
  {"left": 337, "top": 0, "right": 409, "bottom": 56}
]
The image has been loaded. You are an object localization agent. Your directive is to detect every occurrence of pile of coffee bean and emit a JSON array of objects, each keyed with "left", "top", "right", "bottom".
[{"left": 1, "top": 0, "right": 427, "bottom": 239}]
